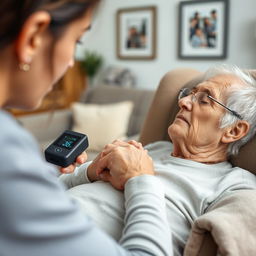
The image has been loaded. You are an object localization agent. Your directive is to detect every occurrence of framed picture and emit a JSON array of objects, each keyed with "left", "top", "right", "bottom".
[
  {"left": 116, "top": 6, "right": 157, "bottom": 60},
  {"left": 178, "top": 0, "right": 229, "bottom": 59}
]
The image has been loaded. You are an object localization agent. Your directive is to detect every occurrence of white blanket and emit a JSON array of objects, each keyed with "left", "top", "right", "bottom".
[{"left": 184, "top": 190, "right": 256, "bottom": 256}]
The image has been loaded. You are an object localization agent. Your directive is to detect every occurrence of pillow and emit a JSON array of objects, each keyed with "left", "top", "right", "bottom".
[{"left": 71, "top": 101, "right": 134, "bottom": 151}]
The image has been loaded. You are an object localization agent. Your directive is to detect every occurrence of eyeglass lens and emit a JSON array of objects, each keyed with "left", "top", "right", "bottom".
[
  {"left": 178, "top": 88, "right": 242, "bottom": 119},
  {"left": 179, "top": 89, "right": 210, "bottom": 104}
]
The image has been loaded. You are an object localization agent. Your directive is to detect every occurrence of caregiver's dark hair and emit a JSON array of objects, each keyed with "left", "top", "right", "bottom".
[{"left": 0, "top": 0, "right": 100, "bottom": 48}]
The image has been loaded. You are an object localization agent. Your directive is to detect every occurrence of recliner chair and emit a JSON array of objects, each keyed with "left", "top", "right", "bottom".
[{"left": 139, "top": 68, "right": 256, "bottom": 256}]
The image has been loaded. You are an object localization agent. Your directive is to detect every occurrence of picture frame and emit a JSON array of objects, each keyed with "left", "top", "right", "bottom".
[
  {"left": 116, "top": 6, "right": 157, "bottom": 60},
  {"left": 178, "top": 0, "right": 229, "bottom": 59}
]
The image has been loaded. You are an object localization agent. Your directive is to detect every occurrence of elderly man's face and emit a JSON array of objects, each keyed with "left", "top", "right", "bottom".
[{"left": 168, "top": 74, "right": 243, "bottom": 154}]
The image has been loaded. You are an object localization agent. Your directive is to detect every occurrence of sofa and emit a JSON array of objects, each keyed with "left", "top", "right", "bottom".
[{"left": 17, "top": 85, "right": 155, "bottom": 160}]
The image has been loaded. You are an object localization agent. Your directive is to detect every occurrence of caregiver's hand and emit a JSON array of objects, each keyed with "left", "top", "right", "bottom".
[{"left": 59, "top": 152, "right": 88, "bottom": 174}]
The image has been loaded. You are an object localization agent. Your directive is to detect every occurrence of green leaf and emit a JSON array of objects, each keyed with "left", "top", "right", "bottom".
[{"left": 80, "top": 51, "right": 103, "bottom": 79}]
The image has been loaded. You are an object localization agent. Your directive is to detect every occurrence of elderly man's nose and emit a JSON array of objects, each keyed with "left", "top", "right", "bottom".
[{"left": 178, "top": 96, "right": 193, "bottom": 110}]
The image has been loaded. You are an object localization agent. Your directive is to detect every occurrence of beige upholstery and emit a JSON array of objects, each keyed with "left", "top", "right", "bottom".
[
  {"left": 18, "top": 85, "right": 155, "bottom": 153},
  {"left": 83, "top": 85, "right": 154, "bottom": 137},
  {"left": 139, "top": 68, "right": 256, "bottom": 255}
]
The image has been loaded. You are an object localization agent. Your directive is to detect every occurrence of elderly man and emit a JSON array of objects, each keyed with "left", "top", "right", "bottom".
[{"left": 60, "top": 65, "right": 256, "bottom": 256}]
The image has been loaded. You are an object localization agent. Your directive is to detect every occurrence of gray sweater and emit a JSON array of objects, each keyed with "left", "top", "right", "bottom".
[
  {"left": 60, "top": 141, "right": 256, "bottom": 256},
  {"left": 0, "top": 110, "right": 172, "bottom": 256}
]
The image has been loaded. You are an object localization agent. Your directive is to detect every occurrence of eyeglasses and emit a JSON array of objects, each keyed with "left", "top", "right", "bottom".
[{"left": 178, "top": 88, "right": 243, "bottom": 120}]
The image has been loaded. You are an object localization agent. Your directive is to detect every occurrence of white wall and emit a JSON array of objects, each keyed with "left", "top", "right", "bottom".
[{"left": 76, "top": 0, "right": 256, "bottom": 89}]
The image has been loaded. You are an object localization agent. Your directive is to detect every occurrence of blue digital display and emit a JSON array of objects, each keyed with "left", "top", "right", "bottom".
[{"left": 55, "top": 134, "right": 80, "bottom": 149}]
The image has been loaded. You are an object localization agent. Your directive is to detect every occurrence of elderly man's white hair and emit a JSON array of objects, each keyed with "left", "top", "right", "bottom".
[{"left": 203, "top": 65, "right": 256, "bottom": 156}]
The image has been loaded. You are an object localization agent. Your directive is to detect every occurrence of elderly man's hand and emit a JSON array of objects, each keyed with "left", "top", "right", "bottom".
[
  {"left": 87, "top": 140, "right": 145, "bottom": 182},
  {"left": 95, "top": 140, "right": 154, "bottom": 190}
]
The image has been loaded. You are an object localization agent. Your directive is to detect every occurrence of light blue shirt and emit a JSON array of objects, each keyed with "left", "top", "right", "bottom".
[{"left": 0, "top": 110, "right": 172, "bottom": 256}]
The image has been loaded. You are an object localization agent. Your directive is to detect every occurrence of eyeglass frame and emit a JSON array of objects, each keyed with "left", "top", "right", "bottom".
[{"left": 178, "top": 88, "right": 243, "bottom": 120}]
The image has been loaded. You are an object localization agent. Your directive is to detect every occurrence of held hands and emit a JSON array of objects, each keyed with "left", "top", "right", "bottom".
[
  {"left": 87, "top": 140, "right": 144, "bottom": 182},
  {"left": 58, "top": 141, "right": 137, "bottom": 175},
  {"left": 59, "top": 140, "right": 155, "bottom": 190},
  {"left": 88, "top": 140, "right": 155, "bottom": 190}
]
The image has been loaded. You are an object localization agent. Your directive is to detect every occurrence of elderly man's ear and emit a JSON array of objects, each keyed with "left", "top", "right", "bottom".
[{"left": 221, "top": 121, "right": 250, "bottom": 144}]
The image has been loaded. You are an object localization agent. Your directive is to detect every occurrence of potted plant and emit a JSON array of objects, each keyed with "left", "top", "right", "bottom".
[{"left": 80, "top": 50, "right": 103, "bottom": 86}]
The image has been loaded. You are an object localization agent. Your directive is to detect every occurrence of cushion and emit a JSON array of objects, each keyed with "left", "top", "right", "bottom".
[{"left": 71, "top": 101, "right": 134, "bottom": 151}]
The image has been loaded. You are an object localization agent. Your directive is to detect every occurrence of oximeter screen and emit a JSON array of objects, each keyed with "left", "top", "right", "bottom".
[{"left": 55, "top": 134, "right": 80, "bottom": 149}]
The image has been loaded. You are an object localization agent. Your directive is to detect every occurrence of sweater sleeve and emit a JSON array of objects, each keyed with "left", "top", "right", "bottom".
[
  {"left": 121, "top": 175, "right": 172, "bottom": 255},
  {"left": 0, "top": 111, "right": 173, "bottom": 256},
  {"left": 59, "top": 161, "right": 92, "bottom": 189}
]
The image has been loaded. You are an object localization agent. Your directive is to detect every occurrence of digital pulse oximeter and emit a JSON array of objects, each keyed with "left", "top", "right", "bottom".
[{"left": 45, "top": 130, "right": 89, "bottom": 167}]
